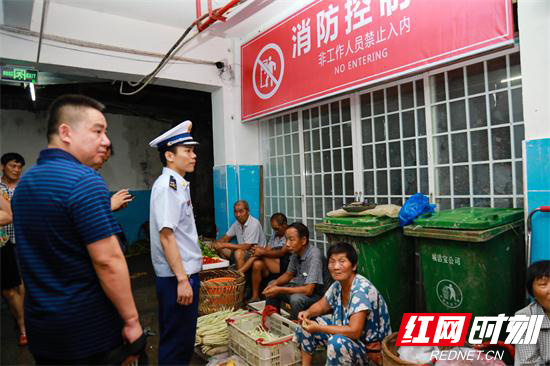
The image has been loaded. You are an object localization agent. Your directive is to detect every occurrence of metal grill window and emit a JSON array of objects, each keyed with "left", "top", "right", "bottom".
[
  {"left": 259, "top": 49, "right": 523, "bottom": 254},
  {"left": 260, "top": 112, "right": 302, "bottom": 239},
  {"left": 358, "top": 79, "right": 429, "bottom": 206},
  {"left": 302, "top": 98, "right": 354, "bottom": 254},
  {"left": 429, "top": 53, "right": 524, "bottom": 209}
]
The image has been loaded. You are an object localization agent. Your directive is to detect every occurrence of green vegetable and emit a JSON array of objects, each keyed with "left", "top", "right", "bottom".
[
  {"left": 249, "top": 324, "right": 277, "bottom": 342},
  {"left": 195, "top": 309, "right": 247, "bottom": 348},
  {"left": 199, "top": 238, "right": 217, "bottom": 257}
]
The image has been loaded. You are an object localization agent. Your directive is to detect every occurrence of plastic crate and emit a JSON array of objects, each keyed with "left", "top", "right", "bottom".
[{"left": 227, "top": 312, "right": 301, "bottom": 366}]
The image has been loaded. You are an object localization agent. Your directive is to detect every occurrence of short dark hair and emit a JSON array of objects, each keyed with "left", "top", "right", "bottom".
[
  {"left": 287, "top": 222, "right": 309, "bottom": 242},
  {"left": 158, "top": 146, "right": 178, "bottom": 167},
  {"left": 47, "top": 94, "right": 105, "bottom": 142},
  {"left": 234, "top": 200, "right": 249, "bottom": 211},
  {"left": 1, "top": 153, "right": 25, "bottom": 166},
  {"left": 526, "top": 260, "right": 550, "bottom": 297},
  {"left": 327, "top": 242, "right": 358, "bottom": 272},
  {"left": 270, "top": 212, "right": 287, "bottom": 226}
]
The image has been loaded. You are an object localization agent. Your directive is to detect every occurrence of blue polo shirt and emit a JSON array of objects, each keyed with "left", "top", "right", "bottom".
[{"left": 12, "top": 149, "right": 123, "bottom": 359}]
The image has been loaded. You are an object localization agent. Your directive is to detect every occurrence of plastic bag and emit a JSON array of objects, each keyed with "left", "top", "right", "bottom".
[
  {"left": 398, "top": 346, "right": 439, "bottom": 363},
  {"left": 205, "top": 354, "right": 246, "bottom": 366},
  {"left": 399, "top": 193, "right": 436, "bottom": 226},
  {"left": 364, "top": 204, "right": 401, "bottom": 218},
  {"left": 326, "top": 204, "right": 401, "bottom": 218}
]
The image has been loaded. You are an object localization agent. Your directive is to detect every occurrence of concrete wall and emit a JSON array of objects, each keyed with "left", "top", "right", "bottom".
[
  {"left": 518, "top": 0, "right": 550, "bottom": 262},
  {"left": 0, "top": 109, "right": 167, "bottom": 189},
  {"left": 211, "top": 38, "right": 260, "bottom": 167},
  {"left": 518, "top": 0, "right": 550, "bottom": 141}
]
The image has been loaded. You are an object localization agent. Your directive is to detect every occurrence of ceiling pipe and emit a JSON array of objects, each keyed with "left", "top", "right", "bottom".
[
  {"left": 36, "top": 0, "right": 49, "bottom": 68},
  {"left": 195, "top": 0, "right": 244, "bottom": 33}
]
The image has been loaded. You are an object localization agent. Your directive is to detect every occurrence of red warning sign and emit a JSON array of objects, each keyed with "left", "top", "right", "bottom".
[{"left": 252, "top": 43, "right": 285, "bottom": 100}]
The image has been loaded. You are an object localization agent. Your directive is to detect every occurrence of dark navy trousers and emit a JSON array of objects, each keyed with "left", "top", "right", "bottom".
[{"left": 156, "top": 273, "right": 200, "bottom": 365}]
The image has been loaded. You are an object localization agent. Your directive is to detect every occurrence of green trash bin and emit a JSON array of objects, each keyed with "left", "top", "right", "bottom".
[
  {"left": 316, "top": 215, "right": 415, "bottom": 331},
  {"left": 404, "top": 207, "right": 525, "bottom": 317}
]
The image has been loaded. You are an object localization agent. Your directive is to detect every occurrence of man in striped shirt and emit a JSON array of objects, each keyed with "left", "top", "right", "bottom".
[
  {"left": 12, "top": 95, "right": 143, "bottom": 364},
  {"left": 0, "top": 152, "right": 27, "bottom": 346}
]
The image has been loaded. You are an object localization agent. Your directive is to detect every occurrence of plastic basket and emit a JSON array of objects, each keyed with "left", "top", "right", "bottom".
[
  {"left": 199, "top": 269, "right": 245, "bottom": 315},
  {"left": 227, "top": 312, "right": 301, "bottom": 366}
]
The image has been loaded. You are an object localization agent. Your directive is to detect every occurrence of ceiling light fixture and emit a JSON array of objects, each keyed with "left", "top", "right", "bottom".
[{"left": 29, "top": 82, "right": 36, "bottom": 101}]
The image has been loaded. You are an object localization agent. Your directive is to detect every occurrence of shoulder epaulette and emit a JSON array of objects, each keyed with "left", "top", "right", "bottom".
[{"left": 169, "top": 176, "right": 177, "bottom": 191}]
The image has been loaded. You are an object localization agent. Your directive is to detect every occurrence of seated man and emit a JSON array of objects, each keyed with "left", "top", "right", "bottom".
[
  {"left": 214, "top": 200, "right": 265, "bottom": 271},
  {"left": 263, "top": 222, "right": 325, "bottom": 320},
  {"left": 239, "top": 213, "right": 291, "bottom": 303},
  {"left": 514, "top": 260, "right": 550, "bottom": 366}
]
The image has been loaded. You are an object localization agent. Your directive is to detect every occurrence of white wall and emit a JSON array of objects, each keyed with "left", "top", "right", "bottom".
[
  {"left": 212, "top": 38, "right": 260, "bottom": 166},
  {"left": 518, "top": 0, "right": 550, "bottom": 140},
  {"left": 0, "top": 109, "right": 167, "bottom": 190},
  {"left": 210, "top": 0, "right": 318, "bottom": 167}
]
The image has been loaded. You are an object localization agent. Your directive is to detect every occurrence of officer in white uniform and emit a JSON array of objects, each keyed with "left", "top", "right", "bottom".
[{"left": 149, "top": 120, "right": 202, "bottom": 366}]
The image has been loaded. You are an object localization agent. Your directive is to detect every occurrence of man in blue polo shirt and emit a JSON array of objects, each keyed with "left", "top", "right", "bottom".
[{"left": 12, "top": 95, "right": 143, "bottom": 364}]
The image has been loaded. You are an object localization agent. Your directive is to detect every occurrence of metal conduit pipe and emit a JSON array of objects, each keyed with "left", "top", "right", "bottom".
[{"left": 0, "top": 25, "right": 216, "bottom": 66}]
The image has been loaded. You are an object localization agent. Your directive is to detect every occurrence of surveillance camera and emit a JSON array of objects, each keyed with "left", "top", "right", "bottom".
[{"left": 215, "top": 62, "right": 225, "bottom": 70}]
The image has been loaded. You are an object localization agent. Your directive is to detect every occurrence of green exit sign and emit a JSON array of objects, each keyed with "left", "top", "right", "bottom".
[{"left": 1, "top": 66, "right": 38, "bottom": 83}]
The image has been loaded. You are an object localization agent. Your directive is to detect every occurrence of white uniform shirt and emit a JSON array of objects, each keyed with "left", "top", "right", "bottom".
[
  {"left": 150, "top": 167, "right": 202, "bottom": 277},
  {"left": 226, "top": 215, "right": 266, "bottom": 247}
]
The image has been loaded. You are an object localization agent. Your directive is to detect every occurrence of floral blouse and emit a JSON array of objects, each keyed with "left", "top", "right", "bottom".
[{"left": 324, "top": 273, "right": 392, "bottom": 343}]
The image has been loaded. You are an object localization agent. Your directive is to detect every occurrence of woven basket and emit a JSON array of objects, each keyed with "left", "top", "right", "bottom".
[
  {"left": 199, "top": 269, "right": 245, "bottom": 315},
  {"left": 382, "top": 332, "right": 425, "bottom": 366}
]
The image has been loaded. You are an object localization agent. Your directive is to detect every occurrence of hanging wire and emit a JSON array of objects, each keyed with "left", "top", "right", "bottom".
[{"left": 119, "top": 12, "right": 209, "bottom": 96}]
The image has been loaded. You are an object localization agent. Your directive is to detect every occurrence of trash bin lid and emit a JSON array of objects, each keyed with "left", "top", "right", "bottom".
[
  {"left": 316, "top": 215, "right": 399, "bottom": 237},
  {"left": 323, "top": 215, "right": 396, "bottom": 226},
  {"left": 413, "top": 207, "right": 524, "bottom": 230}
]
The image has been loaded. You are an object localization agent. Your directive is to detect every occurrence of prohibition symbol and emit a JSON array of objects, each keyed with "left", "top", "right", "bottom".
[{"left": 253, "top": 43, "right": 285, "bottom": 100}]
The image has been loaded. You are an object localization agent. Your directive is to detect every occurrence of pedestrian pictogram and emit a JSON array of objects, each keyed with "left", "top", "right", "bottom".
[{"left": 253, "top": 43, "right": 285, "bottom": 100}]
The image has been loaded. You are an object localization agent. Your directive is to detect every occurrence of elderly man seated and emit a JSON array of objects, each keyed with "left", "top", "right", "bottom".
[
  {"left": 262, "top": 223, "right": 325, "bottom": 320},
  {"left": 214, "top": 200, "right": 265, "bottom": 271}
]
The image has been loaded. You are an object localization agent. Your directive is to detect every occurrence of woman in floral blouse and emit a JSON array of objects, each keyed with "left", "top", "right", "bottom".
[
  {"left": 294, "top": 242, "right": 391, "bottom": 366},
  {"left": 515, "top": 260, "right": 550, "bottom": 366}
]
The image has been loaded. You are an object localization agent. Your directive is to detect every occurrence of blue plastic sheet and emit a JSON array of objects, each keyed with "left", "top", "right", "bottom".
[{"left": 399, "top": 193, "right": 436, "bottom": 226}]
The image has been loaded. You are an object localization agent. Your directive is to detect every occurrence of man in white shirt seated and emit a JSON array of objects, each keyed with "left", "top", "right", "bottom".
[{"left": 214, "top": 200, "right": 265, "bottom": 271}]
